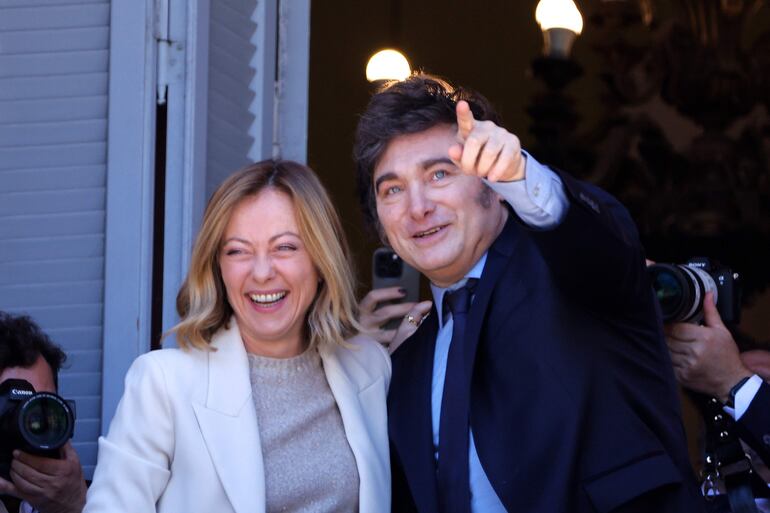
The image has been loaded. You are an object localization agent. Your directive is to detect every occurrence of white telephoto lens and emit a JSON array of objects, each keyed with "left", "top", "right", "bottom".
[{"left": 680, "top": 265, "right": 718, "bottom": 323}]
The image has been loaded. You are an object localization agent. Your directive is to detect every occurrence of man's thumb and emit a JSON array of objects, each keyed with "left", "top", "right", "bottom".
[{"left": 702, "top": 291, "right": 725, "bottom": 328}]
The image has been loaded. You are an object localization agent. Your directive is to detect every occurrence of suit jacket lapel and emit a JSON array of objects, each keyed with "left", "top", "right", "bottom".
[
  {"left": 192, "top": 322, "right": 265, "bottom": 513},
  {"left": 464, "top": 218, "right": 530, "bottom": 511},
  {"left": 463, "top": 217, "right": 521, "bottom": 367},
  {"left": 319, "top": 344, "right": 389, "bottom": 513},
  {"left": 388, "top": 309, "right": 440, "bottom": 513}
]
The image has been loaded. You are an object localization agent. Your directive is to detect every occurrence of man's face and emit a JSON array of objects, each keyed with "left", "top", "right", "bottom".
[
  {"left": 373, "top": 123, "right": 508, "bottom": 287},
  {"left": 0, "top": 355, "right": 56, "bottom": 393}
]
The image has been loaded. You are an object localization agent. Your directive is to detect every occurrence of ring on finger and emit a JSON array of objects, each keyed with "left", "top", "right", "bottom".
[{"left": 405, "top": 314, "right": 418, "bottom": 326}]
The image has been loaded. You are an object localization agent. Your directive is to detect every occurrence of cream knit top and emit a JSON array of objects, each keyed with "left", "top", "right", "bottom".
[{"left": 247, "top": 347, "right": 360, "bottom": 513}]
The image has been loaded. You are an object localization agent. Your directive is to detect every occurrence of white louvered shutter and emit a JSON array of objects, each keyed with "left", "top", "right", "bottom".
[
  {"left": 206, "top": 0, "right": 276, "bottom": 197},
  {"left": 207, "top": 0, "right": 257, "bottom": 196},
  {"left": 0, "top": 0, "right": 110, "bottom": 478}
]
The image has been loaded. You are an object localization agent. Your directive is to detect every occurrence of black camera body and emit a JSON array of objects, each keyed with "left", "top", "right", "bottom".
[
  {"left": 0, "top": 379, "right": 75, "bottom": 481},
  {"left": 648, "top": 257, "right": 741, "bottom": 324}
]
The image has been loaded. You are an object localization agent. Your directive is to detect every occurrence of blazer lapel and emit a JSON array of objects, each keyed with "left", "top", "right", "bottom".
[
  {"left": 319, "top": 345, "right": 389, "bottom": 513},
  {"left": 388, "top": 311, "right": 441, "bottom": 513},
  {"left": 192, "top": 322, "right": 265, "bottom": 513},
  {"left": 464, "top": 218, "right": 523, "bottom": 369}
]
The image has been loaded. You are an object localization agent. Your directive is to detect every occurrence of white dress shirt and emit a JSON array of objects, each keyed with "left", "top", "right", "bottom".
[{"left": 723, "top": 374, "right": 763, "bottom": 421}]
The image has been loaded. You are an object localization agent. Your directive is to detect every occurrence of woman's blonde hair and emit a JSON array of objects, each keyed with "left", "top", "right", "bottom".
[{"left": 171, "top": 159, "right": 359, "bottom": 351}]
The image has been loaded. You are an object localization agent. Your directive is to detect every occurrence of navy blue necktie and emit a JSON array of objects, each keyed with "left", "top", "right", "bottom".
[{"left": 437, "top": 279, "right": 478, "bottom": 513}]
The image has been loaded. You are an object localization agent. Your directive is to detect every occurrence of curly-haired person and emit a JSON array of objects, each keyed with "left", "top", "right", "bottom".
[{"left": 0, "top": 312, "right": 86, "bottom": 513}]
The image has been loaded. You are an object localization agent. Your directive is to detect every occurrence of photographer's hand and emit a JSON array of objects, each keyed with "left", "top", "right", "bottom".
[
  {"left": 665, "top": 291, "right": 753, "bottom": 402},
  {"left": 1, "top": 442, "right": 87, "bottom": 513}
]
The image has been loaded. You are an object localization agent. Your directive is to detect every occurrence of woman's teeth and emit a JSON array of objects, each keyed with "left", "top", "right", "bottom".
[{"left": 249, "top": 292, "right": 286, "bottom": 304}]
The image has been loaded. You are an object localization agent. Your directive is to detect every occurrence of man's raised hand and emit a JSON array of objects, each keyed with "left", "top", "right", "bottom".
[{"left": 447, "top": 100, "right": 526, "bottom": 183}]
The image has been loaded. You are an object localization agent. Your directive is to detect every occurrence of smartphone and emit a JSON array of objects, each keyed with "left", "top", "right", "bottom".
[{"left": 372, "top": 247, "right": 421, "bottom": 330}]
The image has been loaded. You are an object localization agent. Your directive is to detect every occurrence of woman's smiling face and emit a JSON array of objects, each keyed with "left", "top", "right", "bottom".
[{"left": 219, "top": 188, "right": 319, "bottom": 357}]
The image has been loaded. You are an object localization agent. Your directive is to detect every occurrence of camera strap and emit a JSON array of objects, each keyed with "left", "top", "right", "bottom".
[{"left": 698, "top": 395, "right": 761, "bottom": 513}]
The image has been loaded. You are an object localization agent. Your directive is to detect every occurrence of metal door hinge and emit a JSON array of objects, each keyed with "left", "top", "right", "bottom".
[
  {"left": 155, "top": 0, "right": 184, "bottom": 105},
  {"left": 157, "top": 39, "right": 184, "bottom": 105}
]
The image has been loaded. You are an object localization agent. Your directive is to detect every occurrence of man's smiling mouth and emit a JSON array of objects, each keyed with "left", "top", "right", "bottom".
[{"left": 414, "top": 226, "right": 446, "bottom": 238}]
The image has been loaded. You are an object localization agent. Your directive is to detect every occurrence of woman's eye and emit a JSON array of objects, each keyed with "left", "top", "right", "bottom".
[
  {"left": 432, "top": 169, "right": 447, "bottom": 181},
  {"left": 385, "top": 185, "right": 402, "bottom": 196},
  {"left": 224, "top": 248, "right": 242, "bottom": 256},
  {"left": 277, "top": 244, "right": 297, "bottom": 251}
]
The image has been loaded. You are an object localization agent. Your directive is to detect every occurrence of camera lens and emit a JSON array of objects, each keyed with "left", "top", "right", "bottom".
[
  {"left": 651, "top": 268, "right": 685, "bottom": 319},
  {"left": 18, "top": 394, "right": 73, "bottom": 450},
  {"left": 375, "top": 251, "right": 403, "bottom": 278},
  {"left": 648, "top": 263, "right": 717, "bottom": 323}
]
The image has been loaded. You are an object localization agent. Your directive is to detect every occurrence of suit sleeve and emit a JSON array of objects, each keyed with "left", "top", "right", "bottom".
[
  {"left": 84, "top": 354, "right": 174, "bottom": 513},
  {"left": 736, "top": 380, "right": 770, "bottom": 466},
  {"left": 519, "top": 167, "right": 651, "bottom": 314},
  {"left": 485, "top": 150, "right": 568, "bottom": 229}
]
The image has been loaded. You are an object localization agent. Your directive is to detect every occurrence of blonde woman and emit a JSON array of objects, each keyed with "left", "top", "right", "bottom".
[{"left": 84, "top": 160, "right": 391, "bottom": 513}]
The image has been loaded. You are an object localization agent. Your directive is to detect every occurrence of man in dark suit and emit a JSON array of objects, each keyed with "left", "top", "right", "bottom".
[{"left": 353, "top": 74, "right": 705, "bottom": 512}]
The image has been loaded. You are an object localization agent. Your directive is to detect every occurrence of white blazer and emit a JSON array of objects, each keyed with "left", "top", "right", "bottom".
[{"left": 84, "top": 322, "right": 392, "bottom": 513}]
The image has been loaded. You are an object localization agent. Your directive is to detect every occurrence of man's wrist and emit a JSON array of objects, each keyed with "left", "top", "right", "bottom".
[{"left": 723, "top": 374, "right": 753, "bottom": 407}]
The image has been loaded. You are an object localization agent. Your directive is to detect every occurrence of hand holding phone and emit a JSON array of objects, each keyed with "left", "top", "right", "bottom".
[
  {"left": 359, "top": 287, "right": 432, "bottom": 353},
  {"left": 371, "top": 248, "right": 420, "bottom": 329},
  {"left": 359, "top": 248, "right": 431, "bottom": 353}
]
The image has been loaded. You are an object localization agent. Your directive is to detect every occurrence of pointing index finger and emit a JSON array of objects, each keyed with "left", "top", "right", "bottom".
[{"left": 455, "top": 100, "right": 475, "bottom": 141}]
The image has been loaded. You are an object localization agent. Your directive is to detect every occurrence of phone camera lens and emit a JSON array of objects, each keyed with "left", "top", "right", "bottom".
[{"left": 376, "top": 252, "right": 403, "bottom": 278}]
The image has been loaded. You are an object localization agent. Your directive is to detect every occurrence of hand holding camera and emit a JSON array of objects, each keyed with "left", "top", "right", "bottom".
[
  {"left": 649, "top": 257, "right": 753, "bottom": 402},
  {"left": 0, "top": 442, "right": 86, "bottom": 513},
  {"left": 664, "top": 291, "right": 752, "bottom": 403},
  {"left": 0, "top": 379, "right": 84, "bottom": 513},
  {"left": 0, "top": 379, "right": 75, "bottom": 479}
]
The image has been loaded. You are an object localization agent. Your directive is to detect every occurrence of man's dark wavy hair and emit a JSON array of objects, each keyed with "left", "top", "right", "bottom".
[
  {"left": 0, "top": 311, "right": 66, "bottom": 389},
  {"left": 353, "top": 73, "right": 501, "bottom": 235}
]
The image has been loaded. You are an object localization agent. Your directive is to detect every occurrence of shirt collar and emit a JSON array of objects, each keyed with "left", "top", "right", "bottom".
[{"left": 430, "top": 252, "right": 488, "bottom": 327}]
